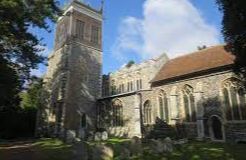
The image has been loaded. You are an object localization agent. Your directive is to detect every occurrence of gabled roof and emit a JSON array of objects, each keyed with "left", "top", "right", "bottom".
[{"left": 151, "top": 45, "right": 235, "bottom": 83}]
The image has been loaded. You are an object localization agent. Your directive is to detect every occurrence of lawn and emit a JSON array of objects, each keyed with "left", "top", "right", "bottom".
[
  {"left": 166, "top": 141, "right": 246, "bottom": 160},
  {"left": 0, "top": 138, "right": 245, "bottom": 160},
  {"left": 0, "top": 138, "right": 73, "bottom": 160}
]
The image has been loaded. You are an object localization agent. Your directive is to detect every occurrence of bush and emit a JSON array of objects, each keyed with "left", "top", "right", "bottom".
[{"left": 0, "top": 108, "right": 37, "bottom": 139}]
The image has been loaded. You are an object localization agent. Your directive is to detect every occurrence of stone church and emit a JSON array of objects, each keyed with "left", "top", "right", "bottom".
[{"left": 37, "top": 0, "right": 246, "bottom": 143}]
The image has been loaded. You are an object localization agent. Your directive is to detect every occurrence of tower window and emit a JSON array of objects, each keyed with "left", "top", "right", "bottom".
[
  {"left": 76, "top": 20, "right": 85, "bottom": 40},
  {"left": 91, "top": 25, "right": 99, "bottom": 44}
]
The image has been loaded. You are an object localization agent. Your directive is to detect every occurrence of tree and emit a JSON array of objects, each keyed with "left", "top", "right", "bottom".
[
  {"left": 126, "top": 60, "right": 135, "bottom": 68},
  {"left": 216, "top": 0, "right": 246, "bottom": 73},
  {"left": 20, "top": 77, "right": 43, "bottom": 110},
  {"left": 0, "top": 0, "right": 61, "bottom": 108},
  {"left": 0, "top": 57, "right": 21, "bottom": 109}
]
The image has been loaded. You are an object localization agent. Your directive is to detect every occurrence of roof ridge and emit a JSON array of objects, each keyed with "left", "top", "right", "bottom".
[{"left": 168, "top": 45, "right": 225, "bottom": 61}]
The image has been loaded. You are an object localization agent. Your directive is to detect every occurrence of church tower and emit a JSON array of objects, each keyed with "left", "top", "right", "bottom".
[{"left": 38, "top": 0, "right": 103, "bottom": 140}]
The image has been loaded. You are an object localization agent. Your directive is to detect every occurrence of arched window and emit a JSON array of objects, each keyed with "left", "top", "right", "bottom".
[
  {"left": 143, "top": 100, "right": 152, "bottom": 124},
  {"left": 97, "top": 102, "right": 106, "bottom": 127},
  {"left": 112, "top": 99, "right": 123, "bottom": 126},
  {"left": 222, "top": 78, "right": 246, "bottom": 120},
  {"left": 182, "top": 85, "right": 196, "bottom": 122},
  {"left": 158, "top": 91, "right": 169, "bottom": 123},
  {"left": 111, "top": 80, "right": 116, "bottom": 95}
]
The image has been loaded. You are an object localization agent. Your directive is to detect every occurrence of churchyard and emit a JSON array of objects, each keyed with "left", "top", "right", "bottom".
[{"left": 0, "top": 138, "right": 245, "bottom": 160}]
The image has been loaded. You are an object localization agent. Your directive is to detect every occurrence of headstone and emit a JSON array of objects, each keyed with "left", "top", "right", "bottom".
[
  {"left": 101, "top": 131, "right": 108, "bottom": 141},
  {"left": 66, "top": 130, "right": 76, "bottom": 143},
  {"left": 78, "top": 128, "right": 86, "bottom": 139},
  {"left": 94, "top": 132, "right": 102, "bottom": 141},
  {"left": 163, "top": 137, "right": 173, "bottom": 152}
]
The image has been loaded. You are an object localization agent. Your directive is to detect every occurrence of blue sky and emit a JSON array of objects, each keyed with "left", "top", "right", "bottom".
[{"left": 31, "top": 0, "right": 223, "bottom": 76}]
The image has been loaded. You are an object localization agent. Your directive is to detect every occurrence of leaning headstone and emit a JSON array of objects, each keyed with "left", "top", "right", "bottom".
[
  {"left": 92, "top": 144, "right": 114, "bottom": 160},
  {"left": 101, "top": 131, "right": 108, "bottom": 141}
]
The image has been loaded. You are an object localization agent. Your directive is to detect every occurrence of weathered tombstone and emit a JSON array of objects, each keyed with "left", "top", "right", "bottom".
[
  {"left": 101, "top": 131, "right": 108, "bottom": 141},
  {"left": 92, "top": 144, "right": 114, "bottom": 160},
  {"left": 78, "top": 128, "right": 86, "bottom": 139},
  {"left": 66, "top": 130, "right": 76, "bottom": 143},
  {"left": 94, "top": 132, "right": 102, "bottom": 141},
  {"left": 163, "top": 137, "right": 173, "bottom": 152}
]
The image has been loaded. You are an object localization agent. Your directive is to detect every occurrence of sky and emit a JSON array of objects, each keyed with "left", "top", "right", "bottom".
[{"left": 31, "top": 0, "right": 223, "bottom": 76}]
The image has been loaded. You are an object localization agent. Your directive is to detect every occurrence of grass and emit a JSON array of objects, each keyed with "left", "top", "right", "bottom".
[
  {"left": 136, "top": 140, "right": 246, "bottom": 160},
  {"left": 0, "top": 138, "right": 73, "bottom": 160},
  {"left": 0, "top": 138, "right": 245, "bottom": 160}
]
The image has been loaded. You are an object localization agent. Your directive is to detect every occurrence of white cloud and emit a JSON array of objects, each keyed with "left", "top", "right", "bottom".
[{"left": 112, "top": 0, "right": 220, "bottom": 60}]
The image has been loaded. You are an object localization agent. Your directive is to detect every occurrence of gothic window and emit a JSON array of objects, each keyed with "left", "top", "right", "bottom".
[
  {"left": 182, "top": 85, "right": 196, "bottom": 122},
  {"left": 140, "top": 79, "right": 142, "bottom": 89},
  {"left": 130, "top": 81, "right": 134, "bottom": 91},
  {"left": 112, "top": 99, "right": 123, "bottom": 126},
  {"left": 119, "top": 84, "right": 124, "bottom": 93},
  {"left": 127, "top": 82, "right": 130, "bottom": 92},
  {"left": 111, "top": 80, "right": 116, "bottom": 95},
  {"left": 158, "top": 91, "right": 169, "bottom": 123},
  {"left": 222, "top": 78, "right": 246, "bottom": 120},
  {"left": 76, "top": 20, "right": 85, "bottom": 40},
  {"left": 136, "top": 79, "right": 142, "bottom": 90},
  {"left": 97, "top": 102, "right": 106, "bottom": 127},
  {"left": 143, "top": 100, "right": 152, "bottom": 124},
  {"left": 91, "top": 25, "right": 99, "bottom": 44}
]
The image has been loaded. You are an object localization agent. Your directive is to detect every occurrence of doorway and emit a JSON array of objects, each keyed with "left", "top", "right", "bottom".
[{"left": 209, "top": 116, "right": 224, "bottom": 141}]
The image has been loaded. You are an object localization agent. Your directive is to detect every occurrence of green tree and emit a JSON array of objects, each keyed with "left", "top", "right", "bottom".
[
  {"left": 216, "top": 0, "right": 246, "bottom": 72},
  {"left": 0, "top": 0, "right": 61, "bottom": 108},
  {"left": 126, "top": 60, "right": 135, "bottom": 68},
  {"left": 20, "top": 77, "right": 43, "bottom": 110},
  {"left": 0, "top": 57, "right": 21, "bottom": 109}
]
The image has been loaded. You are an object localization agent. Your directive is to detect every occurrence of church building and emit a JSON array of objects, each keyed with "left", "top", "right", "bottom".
[{"left": 37, "top": 0, "right": 246, "bottom": 143}]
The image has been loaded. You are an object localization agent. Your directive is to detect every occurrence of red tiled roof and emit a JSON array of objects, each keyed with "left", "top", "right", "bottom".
[{"left": 152, "top": 45, "right": 235, "bottom": 83}]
